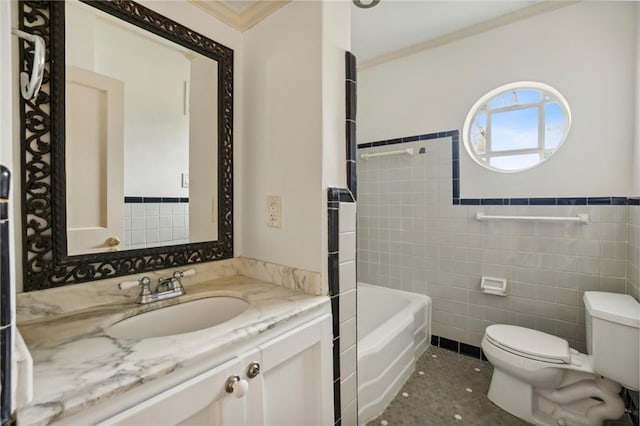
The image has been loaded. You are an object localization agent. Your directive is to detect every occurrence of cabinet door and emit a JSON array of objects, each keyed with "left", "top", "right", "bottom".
[
  {"left": 100, "top": 357, "right": 247, "bottom": 426},
  {"left": 242, "top": 313, "right": 334, "bottom": 426}
]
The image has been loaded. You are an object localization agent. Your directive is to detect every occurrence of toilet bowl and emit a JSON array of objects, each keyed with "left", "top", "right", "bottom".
[{"left": 481, "top": 292, "right": 640, "bottom": 426}]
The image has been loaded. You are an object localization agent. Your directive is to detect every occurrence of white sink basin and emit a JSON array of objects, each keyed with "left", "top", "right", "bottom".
[{"left": 105, "top": 297, "right": 249, "bottom": 339}]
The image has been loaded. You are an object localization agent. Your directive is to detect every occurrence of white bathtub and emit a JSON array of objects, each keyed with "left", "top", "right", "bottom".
[{"left": 357, "top": 283, "right": 431, "bottom": 425}]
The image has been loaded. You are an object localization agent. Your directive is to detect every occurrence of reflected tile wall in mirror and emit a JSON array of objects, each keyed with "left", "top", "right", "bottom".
[{"left": 124, "top": 201, "right": 190, "bottom": 250}]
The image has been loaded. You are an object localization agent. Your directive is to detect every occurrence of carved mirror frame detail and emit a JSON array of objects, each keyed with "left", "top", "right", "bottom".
[{"left": 19, "top": 0, "right": 234, "bottom": 291}]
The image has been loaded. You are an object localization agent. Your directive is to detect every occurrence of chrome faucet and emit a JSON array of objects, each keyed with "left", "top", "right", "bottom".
[{"left": 118, "top": 269, "right": 195, "bottom": 304}]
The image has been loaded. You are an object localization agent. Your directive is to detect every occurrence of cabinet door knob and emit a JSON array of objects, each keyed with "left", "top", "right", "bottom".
[
  {"left": 106, "top": 236, "right": 121, "bottom": 247},
  {"left": 225, "top": 375, "right": 248, "bottom": 398},
  {"left": 246, "top": 361, "right": 261, "bottom": 379}
]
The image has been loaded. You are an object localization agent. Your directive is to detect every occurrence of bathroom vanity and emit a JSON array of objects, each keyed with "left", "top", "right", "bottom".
[{"left": 16, "top": 275, "right": 333, "bottom": 425}]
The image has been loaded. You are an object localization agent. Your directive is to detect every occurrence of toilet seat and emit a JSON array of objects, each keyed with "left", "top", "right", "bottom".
[{"left": 485, "top": 325, "right": 570, "bottom": 364}]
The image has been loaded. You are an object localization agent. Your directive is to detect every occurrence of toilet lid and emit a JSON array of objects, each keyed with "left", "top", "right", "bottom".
[{"left": 485, "top": 325, "right": 571, "bottom": 364}]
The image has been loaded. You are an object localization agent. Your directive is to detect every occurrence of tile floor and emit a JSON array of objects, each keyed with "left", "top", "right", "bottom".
[{"left": 367, "top": 346, "right": 635, "bottom": 426}]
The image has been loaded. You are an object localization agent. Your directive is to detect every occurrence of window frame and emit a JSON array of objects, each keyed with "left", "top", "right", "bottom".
[{"left": 462, "top": 81, "right": 571, "bottom": 173}]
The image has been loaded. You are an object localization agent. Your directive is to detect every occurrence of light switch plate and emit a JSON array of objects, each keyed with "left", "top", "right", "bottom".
[
  {"left": 267, "top": 195, "right": 281, "bottom": 228},
  {"left": 181, "top": 173, "right": 190, "bottom": 188}
]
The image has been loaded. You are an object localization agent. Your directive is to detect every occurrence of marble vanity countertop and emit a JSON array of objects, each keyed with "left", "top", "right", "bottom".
[{"left": 16, "top": 275, "right": 330, "bottom": 426}]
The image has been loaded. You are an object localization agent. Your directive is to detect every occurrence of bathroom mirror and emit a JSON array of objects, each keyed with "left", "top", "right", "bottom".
[
  {"left": 19, "top": 0, "right": 234, "bottom": 291},
  {"left": 65, "top": 1, "right": 221, "bottom": 255}
]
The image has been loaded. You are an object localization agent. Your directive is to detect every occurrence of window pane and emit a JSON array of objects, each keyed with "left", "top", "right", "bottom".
[
  {"left": 488, "top": 89, "right": 540, "bottom": 109},
  {"left": 489, "top": 154, "right": 540, "bottom": 171},
  {"left": 544, "top": 102, "right": 565, "bottom": 149},
  {"left": 490, "top": 107, "right": 539, "bottom": 151},
  {"left": 516, "top": 90, "right": 541, "bottom": 105},
  {"left": 470, "top": 113, "right": 487, "bottom": 154}
]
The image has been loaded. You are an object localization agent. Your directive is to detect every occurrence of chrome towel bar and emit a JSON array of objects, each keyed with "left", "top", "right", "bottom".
[{"left": 475, "top": 212, "right": 589, "bottom": 224}]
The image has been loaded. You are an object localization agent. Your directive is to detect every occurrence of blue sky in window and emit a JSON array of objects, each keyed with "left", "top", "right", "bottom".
[{"left": 491, "top": 107, "right": 538, "bottom": 151}]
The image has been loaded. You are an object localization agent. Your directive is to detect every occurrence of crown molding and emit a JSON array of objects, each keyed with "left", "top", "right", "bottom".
[
  {"left": 359, "top": 1, "right": 577, "bottom": 71},
  {"left": 188, "top": 0, "right": 290, "bottom": 32}
]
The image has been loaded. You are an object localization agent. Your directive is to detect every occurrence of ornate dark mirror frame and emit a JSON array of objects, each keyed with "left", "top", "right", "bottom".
[{"left": 19, "top": 0, "right": 234, "bottom": 291}]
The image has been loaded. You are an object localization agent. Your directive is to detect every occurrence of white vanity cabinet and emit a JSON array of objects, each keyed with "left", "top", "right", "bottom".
[
  {"left": 241, "top": 313, "right": 334, "bottom": 425},
  {"left": 101, "top": 356, "right": 245, "bottom": 425},
  {"left": 100, "top": 313, "right": 333, "bottom": 426}
]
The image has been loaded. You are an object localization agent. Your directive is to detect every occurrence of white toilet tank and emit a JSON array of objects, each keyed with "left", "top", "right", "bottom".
[{"left": 584, "top": 291, "right": 640, "bottom": 391}]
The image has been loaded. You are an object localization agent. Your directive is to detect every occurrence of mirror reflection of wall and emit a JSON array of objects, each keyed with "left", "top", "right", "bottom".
[{"left": 64, "top": 1, "right": 218, "bottom": 255}]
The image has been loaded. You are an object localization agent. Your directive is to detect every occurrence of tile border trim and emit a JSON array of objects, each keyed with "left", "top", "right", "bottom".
[
  {"left": 430, "top": 335, "right": 488, "bottom": 361},
  {"left": 358, "top": 131, "right": 639, "bottom": 206},
  {"left": 124, "top": 196, "right": 189, "bottom": 203},
  {"left": 345, "top": 52, "right": 357, "bottom": 201}
]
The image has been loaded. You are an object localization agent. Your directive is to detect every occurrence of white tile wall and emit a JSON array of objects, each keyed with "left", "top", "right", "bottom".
[
  {"left": 341, "top": 373, "right": 357, "bottom": 425},
  {"left": 337, "top": 201, "right": 358, "bottom": 418},
  {"left": 339, "top": 232, "right": 356, "bottom": 263},
  {"left": 628, "top": 205, "right": 640, "bottom": 300},
  {"left": 342, "top": 397, "right": 357, "bottom": 426},
  {"left": 124, "top": 203, "right": 190, "bottom": 249},
  {"left": 339, "top": 261, "right": 356, "bottom": 293},
  {"left": 357, "top": 137, "right": 630, "bottom": 352}
]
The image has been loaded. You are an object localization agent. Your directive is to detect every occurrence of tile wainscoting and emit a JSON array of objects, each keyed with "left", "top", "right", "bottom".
[
  {"left": 357, "top": 131, "right": 636, "bottom": 353},
  {"left": 123, "top": 197, "right": 190, "bottom": 250}
]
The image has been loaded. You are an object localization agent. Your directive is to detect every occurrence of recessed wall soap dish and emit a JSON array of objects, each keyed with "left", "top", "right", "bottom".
[{"left": 480, "top": 276, "right": 507, "bottom": 296}]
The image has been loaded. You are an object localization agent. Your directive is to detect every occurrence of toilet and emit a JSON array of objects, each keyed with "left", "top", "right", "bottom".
[{"left": 481, "top": 291, "right": 640, "bottom": 426}]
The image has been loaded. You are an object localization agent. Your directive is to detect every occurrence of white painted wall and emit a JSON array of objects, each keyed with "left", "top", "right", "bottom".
[
  {"left": 359, "top": 2, "right": 637, "bottom": 198},
  {"left": 240, "top": 1, "right": 324, "bottom": 273},
  {"left": 322, "top": 1, "right": 350, "bottom": 190},
  {"left": 634, "top": 3, "right": 640, "bottom": 195},
  {"left": 0, "top": 0, "right": 15, "bottom": 283},
  {"left": 240, "top": 0, "right": 351, "bottom": 283}
]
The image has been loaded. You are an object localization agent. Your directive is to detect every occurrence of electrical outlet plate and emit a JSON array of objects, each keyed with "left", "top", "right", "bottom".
[{"left": 266, "top": 195, "right": 281, "bottom": 228}]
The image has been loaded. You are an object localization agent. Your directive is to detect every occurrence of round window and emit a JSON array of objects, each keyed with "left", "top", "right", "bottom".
[{"left": 462, "top": 81, "right": 571, "bottom": 173}]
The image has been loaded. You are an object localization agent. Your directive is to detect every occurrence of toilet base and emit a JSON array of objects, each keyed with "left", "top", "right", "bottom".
[
  {"left": 488, "top": 368, "right": 540, "bottom": 424},
  {"left": 488, "top": 369, "right": 625, "bottom": 426}
]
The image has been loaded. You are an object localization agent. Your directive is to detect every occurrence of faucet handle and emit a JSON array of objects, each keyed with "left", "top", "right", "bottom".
[
  {"left": 118, "top": 276, "right": 151, "bottom": 290},
  {"left": 173, "top": 269, "right": 196, "bottom": 279}
]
